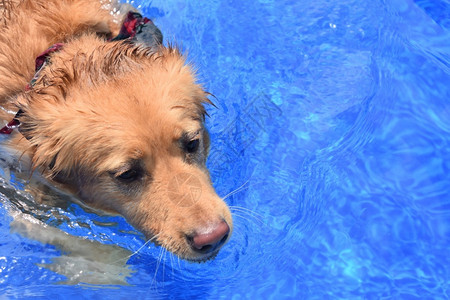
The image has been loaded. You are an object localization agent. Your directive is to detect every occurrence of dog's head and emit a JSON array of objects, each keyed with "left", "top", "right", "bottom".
[{"left": 16, "top": 35, "right": 232, "bottom": 262}]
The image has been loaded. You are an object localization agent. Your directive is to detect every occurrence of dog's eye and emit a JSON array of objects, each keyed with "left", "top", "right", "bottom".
[
  {"left": 186, "top": 139, "right": 200, "bottom": 153},
  {"left": 116, "top": 169, "right": 140, "bottom": 182}
]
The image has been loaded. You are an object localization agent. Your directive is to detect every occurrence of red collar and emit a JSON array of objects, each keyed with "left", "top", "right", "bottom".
[
  {"left": 0, "top": 112, "right": 21, "bottom": 134},
  {"left": 111, "top": 11, "right": 152, "bottom": 41},
  {"left": 0, "top": 43, "right": 63, "bottom": 135}
]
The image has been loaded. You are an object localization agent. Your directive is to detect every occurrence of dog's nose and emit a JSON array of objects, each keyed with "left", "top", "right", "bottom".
[{"left": 189, "top": 220, "right": 230, "bottom": 254}]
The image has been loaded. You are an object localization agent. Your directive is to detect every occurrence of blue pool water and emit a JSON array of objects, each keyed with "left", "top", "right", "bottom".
[{"left": 1, "top": 0, "right": 449, "bottom": 298}]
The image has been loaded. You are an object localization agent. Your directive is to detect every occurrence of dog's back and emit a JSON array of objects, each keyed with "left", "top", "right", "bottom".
[{"left": 0, "top": 0, "right": 118, "bottom": 114}]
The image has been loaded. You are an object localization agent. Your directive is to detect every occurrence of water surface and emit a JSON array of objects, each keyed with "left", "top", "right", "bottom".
[{"left": 1, "top": 0, "right": 449, "bottom": 298}]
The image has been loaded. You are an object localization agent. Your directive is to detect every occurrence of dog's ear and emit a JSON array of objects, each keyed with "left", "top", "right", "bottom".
[
  {"left": 14, "top": 96, "right": 65, "bottom": 175},
  {"left": 135, "top": 19, "right": 163, "bottom": 49}
]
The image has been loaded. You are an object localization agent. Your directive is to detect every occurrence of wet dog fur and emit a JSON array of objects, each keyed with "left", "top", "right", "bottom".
[{"left": 0, "top": 0, "right": 232, "bottom": 262}]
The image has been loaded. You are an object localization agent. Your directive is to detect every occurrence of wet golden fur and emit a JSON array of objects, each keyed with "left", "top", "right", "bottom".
[{"left": 0, "top": 0, "right": 232, "bottom": 262}]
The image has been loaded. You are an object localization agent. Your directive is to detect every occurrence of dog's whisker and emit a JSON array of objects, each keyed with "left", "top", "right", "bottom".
[
  {"left": 222, "top": 180, "right": 251, "bottom": 201},
  {"left": 152, "top": 247, "right": 165, "bottom": 286},
  {"left": 169, "top": 252, "right": 176, "bottom": 279},
  {"left": 229, "top": 205, "right": 264, "bottom": 219},
  {"left": 161, "top": 248, "right": 167, "bottom": 283},
  {"left": 111, "top": 234, "right": 160, "bottom": 264},
  {"left": 177, "top": 255, "right": 182, "bottom": 270},
  {"left": 230, "top": 206, "right": 263, "bottom": 220},
  {"left": 230, "top": 206, "right": 264, "bottom": 222},
  {"left": 232, "top": 213, "right": 261, "bottom": 227},
  {"left": 232, "top": 212, "right": 264, "bottom": 227}
]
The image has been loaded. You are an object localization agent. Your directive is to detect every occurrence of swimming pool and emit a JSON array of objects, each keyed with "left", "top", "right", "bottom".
[{"left": 1, "top": 0, "right": 449, "bottom": 298}]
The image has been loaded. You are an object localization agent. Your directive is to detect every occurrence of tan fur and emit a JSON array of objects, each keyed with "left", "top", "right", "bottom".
[{"left": 0, "top": 0, "right": 232, "bottom": 262}]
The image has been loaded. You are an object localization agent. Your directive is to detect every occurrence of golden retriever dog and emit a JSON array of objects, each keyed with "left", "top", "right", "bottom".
[{"left": 0, "top": 0, "right": 232, "bottom": 262}]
